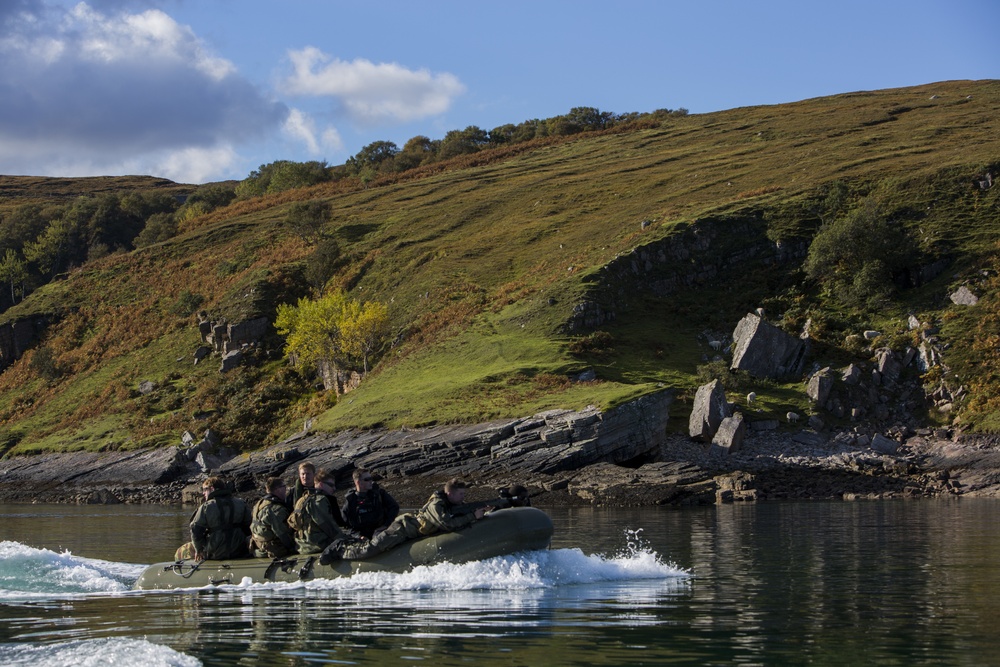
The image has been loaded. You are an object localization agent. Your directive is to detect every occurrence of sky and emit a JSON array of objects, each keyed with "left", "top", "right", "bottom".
[{"left": 0, "top": 0, "right": 996, "bottom": 184}]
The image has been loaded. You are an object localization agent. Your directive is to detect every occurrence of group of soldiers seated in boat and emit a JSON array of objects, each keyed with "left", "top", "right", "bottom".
[{"left": 174, "top": 462, "right": 531, "bottom": 566}]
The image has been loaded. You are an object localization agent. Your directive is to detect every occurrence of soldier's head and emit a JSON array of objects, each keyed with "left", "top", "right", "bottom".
[
  {"left": 201, "top": 476, "right": 224, "bottom": 498},
  {"left": 353, "top": 468, "right": 374, "bottom": 492},
  {"left": 314, "top": 469, "right": 336, "bottom": 495},
  {"left": 298, "top": 461, "right": 315, "bottom": 488},
  {"left": 265, "top": 476, "right": 287, "bottom": 500},
  {"left": 444, "top": 478, "right": 468, "bottom": 504}
]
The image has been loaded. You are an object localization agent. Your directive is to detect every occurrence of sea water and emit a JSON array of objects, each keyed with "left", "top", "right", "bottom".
[{"left": 1, "top": 500, "right": 999, "bottom": 666}]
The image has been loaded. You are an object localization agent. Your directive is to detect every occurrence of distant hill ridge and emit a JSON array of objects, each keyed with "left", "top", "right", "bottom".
[{"left": 1, "top": 79, "right": 998, "bottom": 459}]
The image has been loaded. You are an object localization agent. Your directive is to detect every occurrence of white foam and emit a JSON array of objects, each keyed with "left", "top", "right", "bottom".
[
  {"left": 225, "top": 546, "right": 690, "bottom": 594},
  {"left": 0, "top": 638, "right": 201, "bottom": 667},
  {"left": 0, "top": 540, "right": 146, "bottom": 601}
]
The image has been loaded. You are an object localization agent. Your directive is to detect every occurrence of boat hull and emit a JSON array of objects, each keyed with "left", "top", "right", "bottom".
[{"left": 133, "top": 506, "right": 553, "bottom": 590}]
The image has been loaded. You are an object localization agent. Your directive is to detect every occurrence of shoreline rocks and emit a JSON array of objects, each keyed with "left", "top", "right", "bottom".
[{"left": 2, "top": 389, "right": 999, "bottom": 507}]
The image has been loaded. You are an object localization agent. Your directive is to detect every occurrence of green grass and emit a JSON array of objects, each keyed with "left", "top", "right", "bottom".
[{"left": 3, "top": 79, "right": 1000, "bottom": 453}]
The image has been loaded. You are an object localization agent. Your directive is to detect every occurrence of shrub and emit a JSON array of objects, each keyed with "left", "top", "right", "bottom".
[{"left": 804, "top": 196, "right": 918, "bottom": 309}]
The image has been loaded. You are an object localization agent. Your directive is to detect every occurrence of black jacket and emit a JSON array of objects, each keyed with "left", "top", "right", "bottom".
[{"left": 341, "top": 484, "right": 400, "bottom": 538}]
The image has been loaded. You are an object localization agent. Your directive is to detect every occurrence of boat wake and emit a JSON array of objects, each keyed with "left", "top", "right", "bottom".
[
  {"left": 0, "top": 535, "right": 689, "bottom": 599},
  {"left": 0, "top": 637, "right": 200, "bottom": 667},
  {"left": 0, "top": 540, "right": 145, "bottom": 601}
]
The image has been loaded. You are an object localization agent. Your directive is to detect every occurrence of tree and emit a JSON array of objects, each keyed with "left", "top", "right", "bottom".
[
  {"left": 340, "top": 300, "right": 390, "bottom": 373},
  {"left": 396, "top": 135, "right": 436, "bottom": 171},
  {"left": 489, "top": 124, "right": 517, "bottom": 145},
  {"left": 0, "top": 203, "right": 53, "bottom": 253},
  {"left": 565, "top": 106, "right": 616, "bottom": 132},
  {"left": 285, "top": 201, "right": 330, "bottom": 244},
  {"left": 275, "top": 290, "right": 389, "bottom": 389},
  {"left": 804, "top": 197, "right": 918, "bottom": 309},
  {"left": 275, "top": 290, "right": 351, "bottom": 389},
  {"left": 347, "top": 140, "right": 399, "bottom": 175},
  {"left": 235, "top": 160, "right": 331, "bottom": 199},
  {"left": 0, "top": 248, "right": 27, "bottom": 304},
  {"left": 438, "top": 126, "right": 489, "bottom": 159},
  {"left": 23, "top": 215, "right": 79, "bottom": 278},
  {"left": 304, "top": 236, "right": 341, "bottom": 293},
  {"left": 134, "top": 212, "right": 178, "bottom": 248}
]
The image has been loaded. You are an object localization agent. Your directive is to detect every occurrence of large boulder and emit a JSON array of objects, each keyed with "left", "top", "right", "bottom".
[
  {"left": 807, "top": 367, "right": 835, "bottom": 405},
  {"left": 710, "top": 412, "right": 746, "bottom": 455},
  {"left": 688, "top": 379, "right": 731, "bottom": 442},
  {"left": 730, "top": 313, "right": 807, "bottom": 379}
]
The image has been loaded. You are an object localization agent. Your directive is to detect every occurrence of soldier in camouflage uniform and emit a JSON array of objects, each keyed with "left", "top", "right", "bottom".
[
  {"left": 290, "top": 469, "right": 353, "bottom": 555},
  {"left": 189, "top": 476, "right": 252, "bottom": 561},
  {"left": 250, "top": 477, "right": 296, "bottom": 558}
]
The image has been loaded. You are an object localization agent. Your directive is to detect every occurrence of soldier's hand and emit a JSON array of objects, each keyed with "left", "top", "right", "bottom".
[{"left": 194, "top": 552, "right": 205, "bottom": 563}]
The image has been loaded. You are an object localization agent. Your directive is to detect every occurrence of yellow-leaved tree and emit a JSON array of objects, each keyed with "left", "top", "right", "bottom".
[
  {"left": 275, "top": 290, "right": 389, "bottom": 391},
  {"left": 340, "top": 300, "right": 390, "bottom": 374}
]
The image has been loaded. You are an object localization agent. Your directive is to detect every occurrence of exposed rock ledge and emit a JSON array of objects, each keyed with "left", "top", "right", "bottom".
[{"left": 1, "top": 388, "right": 999, "bottom": 506}]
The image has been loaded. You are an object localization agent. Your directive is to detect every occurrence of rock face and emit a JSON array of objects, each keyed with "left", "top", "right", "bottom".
[
  {"left": 730, "top": 313, "right": 807, "bottom": 379},
  {"left": 0, "top": 389, "right": 678, "bottom": 505},
  {"left": 688, "top": 379, "right": 731, "bottom": 442}
]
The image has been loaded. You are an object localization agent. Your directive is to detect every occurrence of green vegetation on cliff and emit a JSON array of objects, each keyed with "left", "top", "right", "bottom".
[{"left": 1, "top": 80, "right": 999, "bottom": 457}]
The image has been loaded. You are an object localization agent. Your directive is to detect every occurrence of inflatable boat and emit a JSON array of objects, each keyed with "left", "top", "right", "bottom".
[{"left": 133, "top": 506, "right": 553, "bottom": 590}]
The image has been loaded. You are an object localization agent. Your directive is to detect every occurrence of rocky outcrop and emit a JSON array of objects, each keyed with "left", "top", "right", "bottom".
[
  {"left": 688, "top": 379, "right": 731, "bottom": 442},
  {"left": 564, "top": 214, "right": 810, "bottom": 333},
  {"left": 195, "top": 314, "right": 271, "bottom": 372},
  {"left": 730, "top": 313, "right": 808, "bottom": 379}
]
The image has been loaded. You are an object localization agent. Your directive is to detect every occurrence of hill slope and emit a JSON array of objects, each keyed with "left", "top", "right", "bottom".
[{"left": 1, "top": 80, "right": 999, "bottom": 457}]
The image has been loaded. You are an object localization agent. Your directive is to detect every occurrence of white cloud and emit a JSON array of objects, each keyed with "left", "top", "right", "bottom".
[
  {"left": 0, "top": 2, "right": 287, "bottom": 181},
  {"left": 283, "top": 108, "right": 344, "bottom": 156},
  {"left": 282, "top": 47, "right": 465, "bottom": 125}
]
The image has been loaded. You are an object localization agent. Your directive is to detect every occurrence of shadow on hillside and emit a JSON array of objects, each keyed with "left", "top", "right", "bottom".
[{"left": 338, "top": 223, "right": 381, "bottom": 243}]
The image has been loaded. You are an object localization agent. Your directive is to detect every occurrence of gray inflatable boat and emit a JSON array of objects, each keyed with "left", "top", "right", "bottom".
[{"left": 133, "top": 506, "right": 554, "bottom": 590}]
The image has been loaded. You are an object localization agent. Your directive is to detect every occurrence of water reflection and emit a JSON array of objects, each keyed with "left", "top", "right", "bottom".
[{"left": 1, "top": 501, "right": 999, "bottom": 665}]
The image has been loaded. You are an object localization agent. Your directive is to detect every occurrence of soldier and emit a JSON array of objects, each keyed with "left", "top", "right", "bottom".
[
  {"left": 291, "top": 461, "right": 316, "bottom": 508},
  {"left": 290, "top": 469, "right": 354, "bottom": 555},
  {"left": 321, "top": 478, "right": 491, "bottom": 564},
  {"left": 250, "top": 477, "right": 296, "bottom": 558},
  {"left": 341, "top": 468, "right": 400, "bottom": 539},
  {"left": 189, "top": 476, "right": 252, "bottom": 562}
]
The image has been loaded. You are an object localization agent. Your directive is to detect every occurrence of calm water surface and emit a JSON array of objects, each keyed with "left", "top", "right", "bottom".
[{"left": 1, "top": 499, "right": 999, "bottom": 666}]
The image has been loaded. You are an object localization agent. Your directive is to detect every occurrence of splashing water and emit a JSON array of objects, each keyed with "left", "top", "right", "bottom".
[
  {"left": 0, "top": 532, "right": 689, "bottom": 600},
  {"left": 0, "top": 540, "right": 145, "bottom": 601},
  {"left": 0, "top": 638, "right": 201, "bottom": 667}
]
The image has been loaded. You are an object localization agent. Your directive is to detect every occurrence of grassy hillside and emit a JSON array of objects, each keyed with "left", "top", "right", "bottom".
[{"left": 1, "top": 80, "right": 999, "bottom": 456}]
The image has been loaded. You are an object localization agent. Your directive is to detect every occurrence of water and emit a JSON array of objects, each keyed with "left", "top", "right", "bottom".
[{"left": 1, "top": 500, "right": 999, "bottom": 666}]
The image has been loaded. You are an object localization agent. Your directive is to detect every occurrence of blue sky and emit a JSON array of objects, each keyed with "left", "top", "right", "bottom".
[{"left": 1, "top": 0, "right": 996, "bottom": 184}]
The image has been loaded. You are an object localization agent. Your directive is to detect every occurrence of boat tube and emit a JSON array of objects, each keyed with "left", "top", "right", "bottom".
[{"left": 133, "top": 506, "right": 553, "bottom": 590}]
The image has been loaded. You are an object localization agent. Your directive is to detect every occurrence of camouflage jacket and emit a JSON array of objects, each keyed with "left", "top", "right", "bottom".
[
  {"left": 292, "top": 491, "right": 348, "bottom": 555},
  {"left": 417, "top": 490, "right": 478, "bottom": 536},
  {"left": 250, "top": 494, "right": 295, "bottom": 557},
  {"left": 190, "top": 489, "right": 252, "bottom": 560}
]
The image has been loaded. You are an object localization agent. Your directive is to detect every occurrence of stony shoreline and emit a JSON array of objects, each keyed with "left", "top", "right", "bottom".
[{"left": 2, "top": 391, "right": 998, "bottom": 507}]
